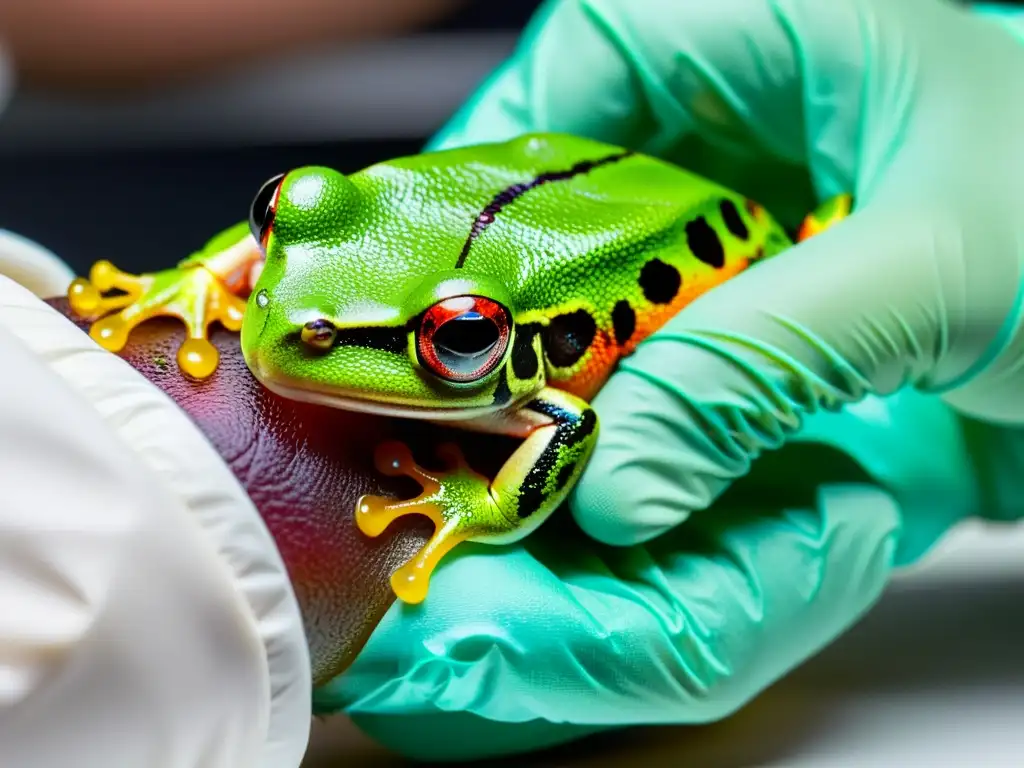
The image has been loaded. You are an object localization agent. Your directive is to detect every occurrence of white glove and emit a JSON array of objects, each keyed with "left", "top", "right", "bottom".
[{"left": 0, "top": 234, "right": 312, "bottom": 765}]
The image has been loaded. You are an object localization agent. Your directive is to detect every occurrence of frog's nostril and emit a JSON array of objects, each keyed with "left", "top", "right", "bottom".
[{"left": 301, "top": 318, "right": 337, "bottom": 351}]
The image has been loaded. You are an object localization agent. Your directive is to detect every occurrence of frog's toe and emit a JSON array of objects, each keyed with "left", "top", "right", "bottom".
[
  {"left": 373, "top": 441, "right": 433, "bottom": 480},
  {"left": 69, "top": 260, "right": 157, "bottom": 352},
  {"left": 356, "top": 487, "right": 468, "bottom": 604},
  {"left": 68, "top": 260, "right": 147, "bottom": 318},
  {"left": 68, "top": 258, "right": 247, "bottom": 379},
  {"left": 356, "top": 441, "right": 445, "bottom": 536},
  {"left": 172, "top": 278, "right": 246, "bottom": 379},
  {"left": 89, "top": 259, "right": 142, "bottom": 292},
  {"left": 88, "top": 306, "right": 155, "bottom": 353},
  {"left": 390, "top": 518, "right": 469, "bottom": 604},
  {"left": 67, "top": 278, "right": 131, "bottom": 316},
  {"left": 176, "top": 337, "right": 220, "bottom": 380},
  {"left": 356, "top": 440, "right": 512, "bottom": 604}
]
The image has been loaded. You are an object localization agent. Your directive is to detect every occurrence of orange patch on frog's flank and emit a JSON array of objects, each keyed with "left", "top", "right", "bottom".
[
  {"left": 549, "top": 329, "right": 621, "bottom": 402},
  {"left": 627, "top": 257, "right": 751, "bottom": 352},
  {"left": 549, "top": 258, "right": 753, "bottom": 403}
]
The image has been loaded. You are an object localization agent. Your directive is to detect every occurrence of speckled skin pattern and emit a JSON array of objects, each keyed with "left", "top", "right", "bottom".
[{"left": 47, "top": 296, "right": 517, "bottom": 694}]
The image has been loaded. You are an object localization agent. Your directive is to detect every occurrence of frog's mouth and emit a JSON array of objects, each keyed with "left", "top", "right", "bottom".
[{"left": 255, "top": 374, "right": 506, "bottom": 422}]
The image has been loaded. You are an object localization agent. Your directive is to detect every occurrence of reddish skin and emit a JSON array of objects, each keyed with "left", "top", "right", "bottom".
[{"left": 48, "top": 296, "right": 515, "bottom": 688}]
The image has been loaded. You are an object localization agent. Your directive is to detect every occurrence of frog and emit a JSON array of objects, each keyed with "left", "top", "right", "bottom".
[{"left": 68, "top": 133, "right": 851, "bottom": 605}]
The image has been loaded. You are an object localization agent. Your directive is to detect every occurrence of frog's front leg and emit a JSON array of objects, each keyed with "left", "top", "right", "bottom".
[
  {"left": 356, "top": 387, "right": 598, "bottom": 604},
  {"left": 67, "top": 221, "right": 260, "bottom": 379}
]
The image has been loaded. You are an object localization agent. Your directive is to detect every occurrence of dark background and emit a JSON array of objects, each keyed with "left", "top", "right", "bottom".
[
  {"left": 0, "top": 0, "right": 1017, "bottom": 278},
  {"left": 0, "top": 2, "right": 545, "bottom": 276}
]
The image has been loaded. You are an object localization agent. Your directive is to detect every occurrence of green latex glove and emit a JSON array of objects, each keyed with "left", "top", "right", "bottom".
[{"left": 317, "top": 0, "right": 1024, "bottom": 760}]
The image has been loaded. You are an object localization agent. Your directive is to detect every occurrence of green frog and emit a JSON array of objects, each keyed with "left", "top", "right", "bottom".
[{"left": 68, "top": 133, "right": 850, "bottom": 604}]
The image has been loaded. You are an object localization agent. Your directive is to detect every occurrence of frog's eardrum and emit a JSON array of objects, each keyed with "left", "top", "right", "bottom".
[{"left": 47, "top": 297, "right": 515, "bottom": 689}]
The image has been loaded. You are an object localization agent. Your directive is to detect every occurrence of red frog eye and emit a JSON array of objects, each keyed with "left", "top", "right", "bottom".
[
  {"left": 417, "top": 295, "right": 511, "bottom": 383},
  {"left": 249, "top": 172, "right": 286, "bottom": 249}
]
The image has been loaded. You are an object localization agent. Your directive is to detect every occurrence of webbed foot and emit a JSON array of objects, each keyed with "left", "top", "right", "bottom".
[
  {"left": 356, "top": 441, "right": 512, "bottom": 604},
  {"left": 68, "top": 260, "right": 246, "bottom": 379}
]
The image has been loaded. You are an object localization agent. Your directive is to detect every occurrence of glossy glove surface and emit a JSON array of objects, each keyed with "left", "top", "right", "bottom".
[{"left": 320, "top": 0, "right": 1024, "bottom": 761}]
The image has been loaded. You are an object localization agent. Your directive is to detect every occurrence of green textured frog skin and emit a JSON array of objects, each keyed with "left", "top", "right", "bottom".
[{"left": 69, "top": 133, "right": 850, "bottom": 603}]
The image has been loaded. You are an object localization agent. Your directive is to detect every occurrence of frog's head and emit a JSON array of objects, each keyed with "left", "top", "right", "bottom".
[{"left": 240, "top": 165, "right": 544, "bottom": 420}]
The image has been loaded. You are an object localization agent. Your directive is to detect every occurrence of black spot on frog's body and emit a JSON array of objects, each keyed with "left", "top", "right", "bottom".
[
  {"left": 544, "top": 310, "right": 597, "bottom": 369},
  {"left": 611, "top": 300, "right": 636, "bottom": 345},
  {"left": 516, "top": 401, "right": 597, "bottom": 518},
  {"left": 639, "top": 259, "right": 681, "bottom": 305},
  {"left": 491, "top": 366, "right": 512, "bottom": 407},
  {"left": 720, "top": 199, "right": 749, "bottom": 240},
  {"left": 511, "top": 323, "right": 542, "bottom": 380},
  {"left": 686, "top": 216, "right": 726, "bottom": 269}
]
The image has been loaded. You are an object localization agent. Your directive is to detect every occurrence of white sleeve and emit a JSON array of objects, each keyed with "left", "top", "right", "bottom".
[{"left": 0, "top": 235, "right": 312, "bottom": 767}]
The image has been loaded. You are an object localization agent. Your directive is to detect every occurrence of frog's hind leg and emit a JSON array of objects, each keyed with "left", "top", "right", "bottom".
[
  {"left": 356, "top": 388, "right": 598, "bottom": 605},
  {"left": 796, "top": 193, "right": 852, "bottom": 242}
]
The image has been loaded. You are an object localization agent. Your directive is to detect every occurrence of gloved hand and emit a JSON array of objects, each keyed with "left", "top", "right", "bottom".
[
  {"left": 0, "top": 228, "right": 312, "bottom": 767},
  {"left": 320, "top": 0, "right": 1024, "bottom": 761}
]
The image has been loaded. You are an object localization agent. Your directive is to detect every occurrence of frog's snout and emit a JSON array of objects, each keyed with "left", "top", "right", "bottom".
[{"left": 300, "top": 318, "right": 337, "bottom": 351}]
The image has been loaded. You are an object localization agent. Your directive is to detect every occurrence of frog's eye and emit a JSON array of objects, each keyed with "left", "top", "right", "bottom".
[
  {"left": 417, "top": 295, "right": 511, "bottom": 383},
  {"left": 249, "top": 172, "right": 286, "bottom": 249}
]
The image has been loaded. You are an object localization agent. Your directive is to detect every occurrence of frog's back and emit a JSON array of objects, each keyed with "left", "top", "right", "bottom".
[
  {"left": 339, "top": 133, "right": 734, "bottom": 307},
  {"left": 338, "top": 133, "right": 790, "bottom": 400},
  {"left": 397, "top": 133, "right": 791, "bottom": 399}
]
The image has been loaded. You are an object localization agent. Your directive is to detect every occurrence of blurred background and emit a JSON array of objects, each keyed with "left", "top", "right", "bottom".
[
  {"left": 0, "top": 0, "right": 1019, "bottom": 278},
  {"left": 0, "top": 1, "right": 544, "bottom": 276},
  {"left": 2, "top": 2, "right": 1024, "bottom": 766}
]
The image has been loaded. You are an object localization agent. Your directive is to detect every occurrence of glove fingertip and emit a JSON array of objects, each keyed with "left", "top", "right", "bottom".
[{"left": 570, "top": 457, "right": 688, "bottom": 547}]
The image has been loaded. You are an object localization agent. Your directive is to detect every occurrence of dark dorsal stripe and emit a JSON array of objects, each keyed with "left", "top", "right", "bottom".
[{"left": 455, "top": 149, "right": 635, "bottom": 269}]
